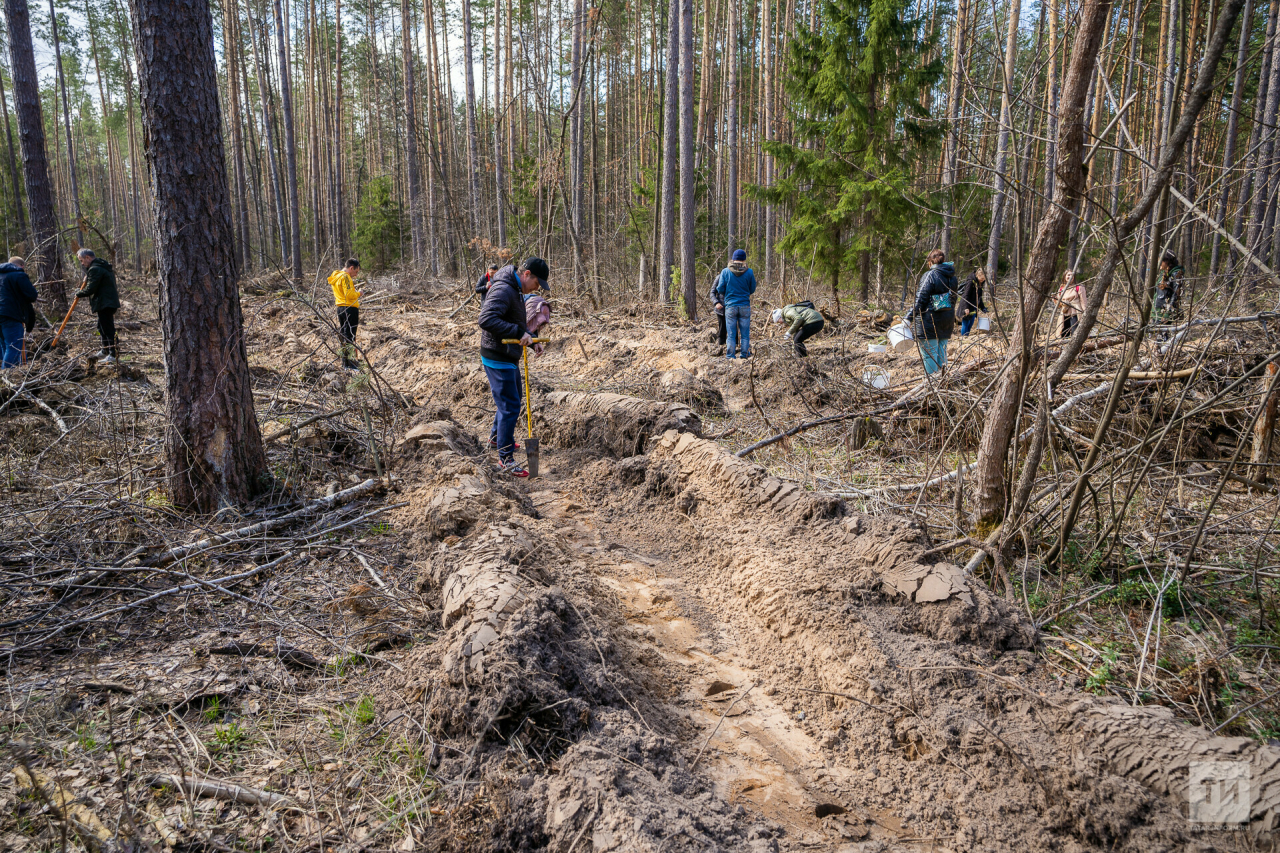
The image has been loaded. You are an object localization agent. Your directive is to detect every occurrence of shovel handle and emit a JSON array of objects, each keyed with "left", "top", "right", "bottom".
[
  {"left": 51, "top": 295, "right": 80, "bottom": 346},
  {"left": 501, "top": 338, "right": 549, "bottom": 344}
]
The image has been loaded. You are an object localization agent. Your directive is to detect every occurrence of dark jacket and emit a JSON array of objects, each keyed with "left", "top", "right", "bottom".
[
  {"left": 478, "top": 265, "right": 528, "bottom": 364},
  {"left": 906, "top": 262, "right": 958, "bottom": 340},
  {"left": 1156, "top": 265, "right": 1183, "bottom": 311},
  {"left": 959, "top": 273, "right": 987, "bottom": 316},
  {"left": 0, "top": 263, "right": 38, "bottom": 327},
  {"left": 76, "top": 258, "right": 120, "bottom": 313},
  {"left": 475, "top": 271, "right": 493, "bottom": 297},
  {"left": 709, "top": 281, "right": 725, "bottom": 316}
]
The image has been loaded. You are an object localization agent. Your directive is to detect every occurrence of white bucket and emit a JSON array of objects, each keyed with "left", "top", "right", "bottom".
[
  {"left": 863, "top": 368, "right": 891, "bottom": 389},
  {"left": 976, "top": 316, "right": 992, "bottom": 334},
  {"left": 868, "top": 344, "right": 888, "bottom": 353},
  {"left": 887, "top": 322, "right": 915, "bottom": 352}
]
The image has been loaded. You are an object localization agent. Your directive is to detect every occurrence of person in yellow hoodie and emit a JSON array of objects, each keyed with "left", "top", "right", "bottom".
[{"left": 328, "top": 258, "right": 362, "bottom": 370}]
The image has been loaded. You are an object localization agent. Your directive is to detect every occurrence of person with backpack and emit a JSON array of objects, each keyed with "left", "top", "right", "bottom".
[
  {"left": 958, "top": 267, "right": 989, "bottom": 336},
  {"left": 771, "top": 302, "right": 824, "bottom": 357},
  {"left": 1155, "top": 253, "right": 1183, "bottom": 324},
  {"left": 328, "top": 258, "right": 363, "bottom": 370},
  {"left": 715, "top": 249, "right": 757, "bottom": 359},
  {"left": 904, "top": 249, "right": 957, "bottom": 375},
  {"left": 475, "top": 264, "right": 500, "bottom": 299},
  {"left": 75, "top": 249, "right": 120, "bottom": 363},
  {"left": 0, "top": 257, "right": 37, "bottom": 368}
]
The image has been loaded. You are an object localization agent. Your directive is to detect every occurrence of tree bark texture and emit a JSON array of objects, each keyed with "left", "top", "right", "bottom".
[
  {"left": 972, "top": 0, "right": 1112, "bottom": 526},
  {"left": 3, "top": 0, "right": 64, "bottom": 307},
  {"left": 678, "top": 0, "right": 697, "bottom": 320},
  {"left": 658, "top": 0, "right": 679, "bottom": 303},
  {"left": 128, "top": 0, "right": 267, "bottom": 511},
  {"left": 401, "top": 0, "right": 424, "bottom": 262},
  {"left": 274, "top": 0, "right": 303, "bottom": 282}
]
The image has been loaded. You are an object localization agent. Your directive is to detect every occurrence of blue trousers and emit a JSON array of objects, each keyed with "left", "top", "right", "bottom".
[
  {"left": 960, "top": 314, "right": 976, "bottom": 336},
  {"left": 919, "top": 337, "right": 949, "bottom": 374},
  {"left": 483, "top": 363, "right": 523, "bottom": 462},
  {"left": 725, "top": 304, "right": 751, "bottom": 358},
  {"left": 0, "top": 320, "right": 24, "bottom": 368}
]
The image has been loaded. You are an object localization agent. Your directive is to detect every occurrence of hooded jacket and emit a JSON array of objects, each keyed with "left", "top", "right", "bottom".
[
  {"left": 478, "top": 265, "right": 528, "bottom": 364},
  {"left": 714, "top": 260, "right": 756, "bottom": 308},
  {"left": 781, "top": 304, "right": 823, "bottom": 336},
  {"left": 329, "top": 269, "right": 360, "bottom": 307},
  {"left": 906, "top": 262, "right": 957, "bottom": 340},
  {"left": 959, "top": 273, "right": 988, "bottom": 316},
  {"left": 76, "top": 257, "right": 119, "bottom": 313},
  {"left": 0, "top": 263, "right": 38, "bottom": 326},
  {"left": 1156, "top": 265, "right": 1183, "bottom": 310}
]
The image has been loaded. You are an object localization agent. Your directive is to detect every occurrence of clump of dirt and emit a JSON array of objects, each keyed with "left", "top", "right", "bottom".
[{"left": 535, "top": 391, "right": 702, "bottom": 458}]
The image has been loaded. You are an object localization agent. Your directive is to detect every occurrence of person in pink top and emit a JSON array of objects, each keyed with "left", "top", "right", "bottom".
[{"left": 1056, "top": 269, "right": 1087, "bottom": 338}]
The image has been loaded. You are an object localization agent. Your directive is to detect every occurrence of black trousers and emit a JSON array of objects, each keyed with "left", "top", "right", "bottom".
[
  {"left": 1061, "top": 314, "right": 1078, "bottom": 339},
  {"left": 793, "top": 320, "right": 824, "bottom": 357},
  {"left": 715, "top": 312, "right": 726, "bottom": 346},
  {"left": 337, "top": 306, "right": 359, "bottom": 365},
  {"left": 97, "top": 307, "right": 117, "bottom": 356}
]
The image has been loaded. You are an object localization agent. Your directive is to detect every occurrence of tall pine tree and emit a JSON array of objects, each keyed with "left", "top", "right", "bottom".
[{"left": 753, "top": 0, "right": 943, "bottom": 305}]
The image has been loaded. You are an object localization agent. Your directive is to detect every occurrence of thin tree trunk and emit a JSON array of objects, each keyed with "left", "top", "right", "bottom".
[
  {"left": 249, "top": 11, "right": 288, "bottom": 267},
  {"left": 658, "top": 0, "right": 678, "bottom": 302},
  {"left": 940, "top": 0, "right": 967, "bottom": 254},
  {"left": 334, "top": 0, "right": 346, "bottom": 258},
  {"left": 984, "top": 0, "right": 1021, "bottom": 285},
  {"left": 222, "top": 0, "right": 252, "bottom": 272},
  {"left": 726, "top": 0, "right": 738, "bottom": 253},
  {"left": 274, "top": 0, "right": 303, "bottom": 282},
  {"left": 48, "top": 0, "right": 85, "bottom": 249},
  {"left": 128, "top": 0, "right": 267, "bottom": 510},
  {"left": 0, "top": 48, "right": 27, "bottom": 242},
  {"left": 461, "top": 0, "right": 482, "bottom": 238},
  {"left": 401, "top": 0, "right": 424, "bottom": 262},
  {"left": 1209, "top": 0, "right": 1253, "bottom": 274},
  {"left": 3, "top": 0, "right": 64, "bottom": 307},
  {"left": 679, "top": 0, "right": 697, "bottom": 320}
]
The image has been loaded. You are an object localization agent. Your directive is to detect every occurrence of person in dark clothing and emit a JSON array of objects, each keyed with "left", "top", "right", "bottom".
[
  {"left": 475, "top": 264, "right": 500, "bottom": 299},
  {"left": 0, "top": 257, "right": 38, "bottom": 368},
  {"left": 1155, "top": 253, "right": 1183, "bottom": 324},
  {"left": 904, "top": 249, "right": 957, "bottom": 375},
  {"left": 479, "top": 257, "right": 549, "bottom": 477},
  {"left": 958, "top": 267, "right": 989, "bottom": 336},
  {"left": 708, "top": 278, "right": 726, "bottom": 350},
  {"left": 75, "top": 249, "right": 120, "bottom": 363}
]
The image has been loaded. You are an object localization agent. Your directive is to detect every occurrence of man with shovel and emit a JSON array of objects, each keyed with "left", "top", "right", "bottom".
[{"left": 478, "top": 258, "right": 549, "bottom": 477}]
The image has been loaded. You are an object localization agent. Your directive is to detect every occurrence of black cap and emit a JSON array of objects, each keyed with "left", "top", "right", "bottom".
[{"left": 521, "top": 257, "right": 550, "bottom": 291}]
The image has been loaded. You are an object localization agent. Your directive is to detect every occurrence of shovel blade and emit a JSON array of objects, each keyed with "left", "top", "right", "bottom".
[{"left": 525, "top": 436, "right": 540, "bottom": 478}]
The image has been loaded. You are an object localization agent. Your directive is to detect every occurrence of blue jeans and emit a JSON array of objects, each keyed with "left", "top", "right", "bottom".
[
  {"left": 483, "top": 363, "right": 523, "bottom": 462},
  {"left": 0, "top": 320, "right": 24, "bottom": 368},
  {"left": 919, "top": 337, "right": 949, "bottom": 374},
  {"left": 725, "top": 304, "right": 751, "bottom": 358},
  {"left": 960, "top": 314, "right": 976, "bottom": 336}
]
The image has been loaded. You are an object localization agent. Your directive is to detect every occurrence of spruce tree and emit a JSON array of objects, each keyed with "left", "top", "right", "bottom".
[{"left": 752, "top": 0, "right": 943, "bottom": 305}]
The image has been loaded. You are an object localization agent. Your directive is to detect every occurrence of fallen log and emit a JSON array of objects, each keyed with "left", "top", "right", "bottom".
[{"left": 145, "top": 773, "right": 293, "bottom": 809}]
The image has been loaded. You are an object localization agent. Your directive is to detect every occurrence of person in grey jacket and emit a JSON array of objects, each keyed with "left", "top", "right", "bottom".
[{"left": 904, "top": 249, "right": 957, "bottom": 375}]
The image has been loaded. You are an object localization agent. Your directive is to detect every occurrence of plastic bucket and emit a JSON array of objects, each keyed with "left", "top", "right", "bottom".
[
  {"left": 863, "top": 368, "right": 890, "bottom": 389},
  {"left": 888, "top": 322, "right": 915, "bottom": 352},
  {"left": 976, "top": 316, "right": 992, "bottom": 334},
  {"left": 868, "top": 344, "right": 888, "bottom": 353}
]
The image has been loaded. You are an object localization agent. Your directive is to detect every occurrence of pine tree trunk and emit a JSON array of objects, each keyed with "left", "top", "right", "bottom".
[
  {"left": 222, "top": 0, "right": 252, "bottom": 272},
  {"left": 48, "top": 0, "right": 85, "bottom": 249},
  {"left": 658, "top": 0, "right": 678, "bottom": 302},
  {"left": 401, "top": 0, "right": 424, "bottom": 262},
  {"left": 0, "top": 52, "right": 27, "bottom": 242},
  {"left": 492, "top": 0, "right": 506, "bottom": 248},
  {"left": 128, "top": 0, "right": 267, "bottom": 511},
  {"left": 3, "top": 0, "right": 64, "bottom": 307},
  {"left": 726, "top": 0, "right": 738, "bottom": 253},
  {"left": 249, "top": 12, "right": 288, "bottom": 268},
  {"left": 940, "top": 0, "right": 966, "bottom": 255},
  {"left": 334, "top": 0, "right": 346, "bottom": 258},
  {"left": 984, "top": 0, "right": 1021, "bottom": 285},
  {"left": 569, "top": 0, "right": 585, "bottom": 233},
  {"left": 274, "top": 0, "right": 303, "bottom": 282},
  {"left": 679, "top": 0, "right": 697, "bottom": 319},
  {"left": 461, "top": 0, "right": 482, "bottom": 238}
]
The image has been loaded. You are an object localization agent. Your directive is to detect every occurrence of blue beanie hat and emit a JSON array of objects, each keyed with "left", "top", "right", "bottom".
[{"left": 732, "top": 249, "right": 747, "bottom": 261}]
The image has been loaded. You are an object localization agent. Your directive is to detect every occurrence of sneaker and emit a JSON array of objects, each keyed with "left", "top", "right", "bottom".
[
  {"left": 91, "top": 349, "right": 109, "bottom": 360},
  {"left": 499, "top": 459, "right": 529, "bottom": 478},
  {"left": 103, "top": 355, "right": 117, "bottom": 365},
  {"left": 487, "top": 438, "right": 521, "bottom": 452}
]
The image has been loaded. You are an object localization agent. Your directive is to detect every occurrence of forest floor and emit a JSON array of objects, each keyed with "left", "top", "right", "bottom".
[{"left": 2, "top": 269, "right": 1280, "bottom": 851}]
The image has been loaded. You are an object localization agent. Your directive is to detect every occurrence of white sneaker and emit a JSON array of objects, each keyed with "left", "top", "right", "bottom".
[
  {"left": 103, "top": 355, "right": 117, "bottom": 365},
  {"left": 91, "top": 349, "right": 109, "bottom": 360}
]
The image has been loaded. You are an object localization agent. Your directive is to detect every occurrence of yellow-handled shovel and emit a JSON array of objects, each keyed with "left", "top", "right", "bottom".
[{"left": 502, "top": 338, "right": 549, "bottom": 476}]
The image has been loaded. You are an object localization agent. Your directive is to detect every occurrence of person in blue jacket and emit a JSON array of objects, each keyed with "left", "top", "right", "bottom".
[
  {"left": 478, "top": 258, "right": 549, "bottom": 477},
  {"left": 0, "top": 257, "right": 38, "bottom": 368},
  {"left": 715, "top": 249, "right": 757, "bottom": 359}
]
